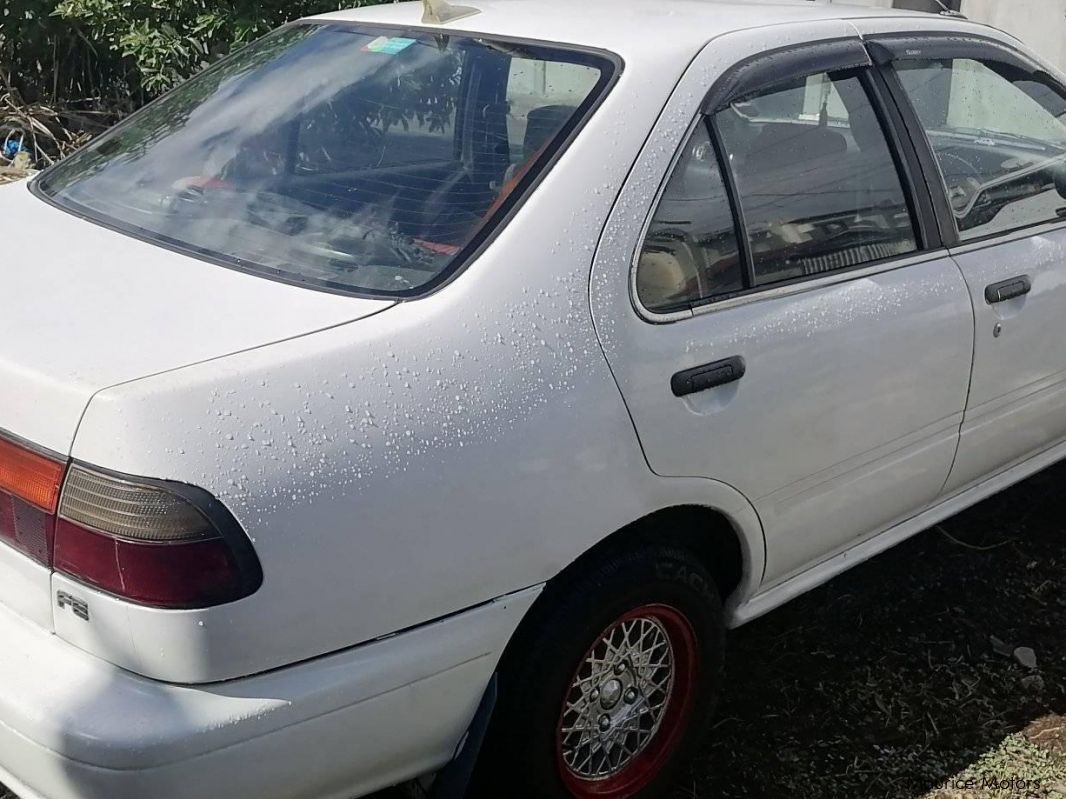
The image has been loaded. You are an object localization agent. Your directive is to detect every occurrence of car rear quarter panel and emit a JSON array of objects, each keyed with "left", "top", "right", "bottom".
[{"left": 63, "top": 56, "right": 764, "bottom": 683}]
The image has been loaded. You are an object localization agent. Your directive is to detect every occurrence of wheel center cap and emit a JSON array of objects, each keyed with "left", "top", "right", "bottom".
[{"left": 600, "top": 678, "right": 623, "bottom": 710}]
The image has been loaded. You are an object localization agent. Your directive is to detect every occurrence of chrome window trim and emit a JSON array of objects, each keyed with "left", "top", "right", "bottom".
[
  {"left": 634, "top": 245, "right": 951, "bottom": 323},
  {"left": 688, "top": 248, "right": 952, "bottom": 317}
]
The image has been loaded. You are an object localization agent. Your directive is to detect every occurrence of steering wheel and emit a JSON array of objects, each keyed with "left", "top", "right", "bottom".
[{"left": 937, "top": 151, "right": 985, "bottom": 215}]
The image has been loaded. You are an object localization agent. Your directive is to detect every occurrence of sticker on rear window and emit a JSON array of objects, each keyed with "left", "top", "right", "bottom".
[{"left": 364, "top": 36, "right": 417, "bottom": 55}]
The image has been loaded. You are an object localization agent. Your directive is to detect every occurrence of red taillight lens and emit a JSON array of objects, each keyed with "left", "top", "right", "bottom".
[
  {"left": 0, "top": 492, "right": 56, "bottom": 566},
  {"left": 54, "top": 465, "right": 261, "bottom": 609},
  {"left": 0, "top": 435, "right": 65, "bottom": 567},
  {"left": 54, "top": 520, "right": 245, "bottom": 607}
]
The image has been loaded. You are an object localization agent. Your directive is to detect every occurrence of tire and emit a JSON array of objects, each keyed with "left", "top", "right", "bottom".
[{"left": 471, "top": 545, "right": 725, "bottom": 799}]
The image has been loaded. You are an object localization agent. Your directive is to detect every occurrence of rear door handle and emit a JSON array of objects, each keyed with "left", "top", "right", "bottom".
[
  {"left": 985, "top": 275, "right": 1031, "bottom": 304},
  {"left": 671, "top": 356, "right": 746, "bottom": 397}
]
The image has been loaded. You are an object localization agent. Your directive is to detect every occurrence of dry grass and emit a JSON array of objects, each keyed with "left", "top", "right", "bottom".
[
  {"left": 0, "top": 69, "right": 96, "bottom": 186},
  {"left": 921, "top": 729, "right": 1066, "bottom": 798}
]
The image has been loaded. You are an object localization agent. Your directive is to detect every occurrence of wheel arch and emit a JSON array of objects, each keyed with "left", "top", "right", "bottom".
[
  {"left": 563, "top": 504, "right": 758, "bottom": 608},
  {"left": 501, "top": 491, "right": 764, "bottom": 682}
]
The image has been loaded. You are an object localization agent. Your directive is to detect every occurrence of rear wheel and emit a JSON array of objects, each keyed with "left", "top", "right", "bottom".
[{"left": 472, "top": 546, "right": 725, "bottom": 799}]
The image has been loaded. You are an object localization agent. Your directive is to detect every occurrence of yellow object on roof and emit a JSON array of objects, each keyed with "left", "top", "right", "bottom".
[{"left": 422, "top": 0, "right": 481, "bottom": 24}]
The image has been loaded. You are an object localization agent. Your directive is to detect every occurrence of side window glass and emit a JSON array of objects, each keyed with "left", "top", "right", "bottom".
[
  {"left": 895, "top": 58, "right": 1066, "bottom": 241},
  {"left": 637, "top": 124, "right": 744, "bottom": 313},
  {"left": 715, "top": 71, "right": 918, "bottom": 286}
]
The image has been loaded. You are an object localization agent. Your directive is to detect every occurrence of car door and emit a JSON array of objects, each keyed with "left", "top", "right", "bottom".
[
  {"left": 864, "top": 31, "right": 1066, "bottom": 494},
  {"left": 591, "top": 27, "right": 976, "bottom": 588}
]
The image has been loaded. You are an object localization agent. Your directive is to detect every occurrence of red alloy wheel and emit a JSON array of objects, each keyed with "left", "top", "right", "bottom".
[{"left": 556, "top": 604, "right": 700, "bottom": 798}]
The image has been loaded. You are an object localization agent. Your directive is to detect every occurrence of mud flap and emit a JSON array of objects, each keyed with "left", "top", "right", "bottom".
[{"left": 429, "top": 674, "right": 498, "bottom": 799}]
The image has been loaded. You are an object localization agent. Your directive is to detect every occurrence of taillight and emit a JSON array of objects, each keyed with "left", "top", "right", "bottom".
[
  {"left": 0, "top": 435, "right": 65, "bottom": 566},
  {"left": 0, "top": 432, "right": 258, "bottom": 609},
  {"left": 54, "top": 466, "right": 262, "bottom": 609}
]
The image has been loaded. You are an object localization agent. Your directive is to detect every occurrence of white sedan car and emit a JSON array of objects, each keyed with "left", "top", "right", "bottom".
[{"left": 2, "top": 1, "right": 1066, "bottom": 797}]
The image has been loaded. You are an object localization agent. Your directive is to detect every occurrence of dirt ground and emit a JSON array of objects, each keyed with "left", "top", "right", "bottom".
[
  {"left": 3, "top": 462, "right": 1063, "bottom": 799},
  {"left": 662, "top": 460, "right": 1066, "bottom": 799}
]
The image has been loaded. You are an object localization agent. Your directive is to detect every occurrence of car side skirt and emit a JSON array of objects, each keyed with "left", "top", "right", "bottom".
[{"left": 730, "top": 437, "right": 1066, "bottom": 627}]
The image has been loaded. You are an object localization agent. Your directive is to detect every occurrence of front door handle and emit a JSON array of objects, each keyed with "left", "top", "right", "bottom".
[
  {"left": 985, "top": 275, "right": 1031, "bottom": 304},
  {"left": 671, "top": 356, "right": 746, "bottom": 397}
]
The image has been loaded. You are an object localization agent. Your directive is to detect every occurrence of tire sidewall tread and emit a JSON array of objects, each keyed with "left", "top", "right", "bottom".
[{"left": 474, "top": 546, "right": 725, "bottom": 799}]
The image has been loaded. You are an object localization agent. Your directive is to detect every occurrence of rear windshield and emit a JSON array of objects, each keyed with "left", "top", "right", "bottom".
[{"left": 36, "top": 24, "right": 615, "bottom": 297}]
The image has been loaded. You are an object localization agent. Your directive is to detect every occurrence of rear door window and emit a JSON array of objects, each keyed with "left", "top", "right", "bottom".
[
  {"left": 714, "top": 71, "right": 918, "bottom": 286},
  {"left": 636, "top": 68, "right": 922, "bottom": 314}
]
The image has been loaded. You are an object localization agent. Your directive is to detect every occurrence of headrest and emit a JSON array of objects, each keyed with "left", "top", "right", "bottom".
[
  {"left": 636, "top": 248, "right": 698, "bottom": 311},
  {"left": 523, "top": 105, "right": 577, "bottom": 160}
]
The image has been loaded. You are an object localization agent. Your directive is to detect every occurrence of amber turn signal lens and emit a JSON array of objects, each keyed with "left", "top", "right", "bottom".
[{"left": 0, "top": 435, "right": 65, "bottom": 513}]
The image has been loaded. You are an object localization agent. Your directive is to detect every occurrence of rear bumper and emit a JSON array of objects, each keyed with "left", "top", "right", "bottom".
[{"left": 0, "top": 586, "right": 540, "bottom": 799}]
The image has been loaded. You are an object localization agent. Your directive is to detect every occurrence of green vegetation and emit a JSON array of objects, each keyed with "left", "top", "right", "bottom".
[{"left": 0, "top": 0, "right": 388, "bottom": 163}]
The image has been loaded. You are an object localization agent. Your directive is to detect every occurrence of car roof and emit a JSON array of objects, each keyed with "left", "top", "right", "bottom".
[{"left": 307, "top": 0, "right": 949, "bottom": 64}]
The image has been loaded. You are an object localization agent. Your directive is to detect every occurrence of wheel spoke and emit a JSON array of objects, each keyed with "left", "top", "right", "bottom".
[{"left": 558, "top": 612, "right": 677, "bottom": 781}]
